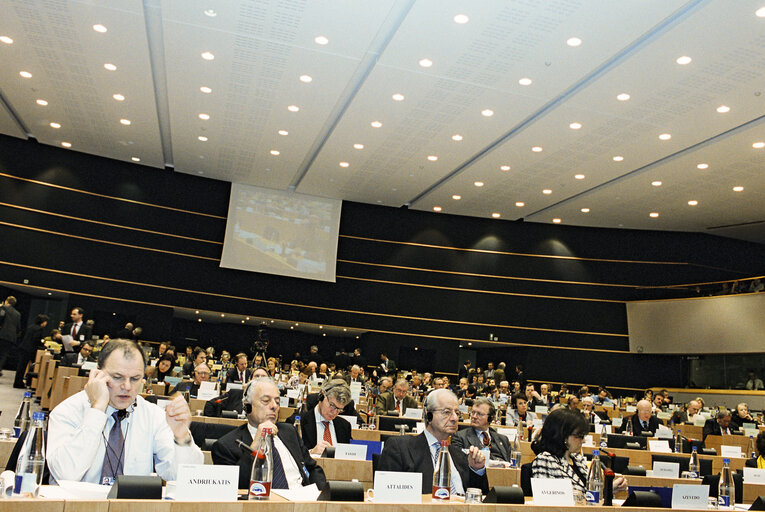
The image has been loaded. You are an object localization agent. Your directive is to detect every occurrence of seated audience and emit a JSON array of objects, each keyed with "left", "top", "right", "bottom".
[
  {"left": 703, "top": 409, "right": 733, "bottom": 439},
  {"left": 61, "top": 341, "right": 95, "bottom": 367},
  {"left": 506, "top": 392, "right": 537, "bottom": 427},
  {"left": 376, "top": 379, "right": 418, "bottom": 416},
  {"left": 226, "top": 353, "right": 251, "bottom": 384},
  {"left": 452, "top": 397, "right": 512, "bottom": 462},
  {"left": 730, "top": 403, "right": 759, "bottom": 430}
]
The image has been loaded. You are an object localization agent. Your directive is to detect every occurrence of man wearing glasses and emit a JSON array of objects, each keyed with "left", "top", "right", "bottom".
[
  {"left": 48, "top": 339, "right": 202, "bottom": 484},
  {"left": 295, "top": 379, "right": 353, "bottom": 455},
  {"left": 378, "top": 388, "right": 488, "bottom": 494},
  {"left": 170, "top": 362, "right": 211, "bottom": 397},
  {"left": 452, "top": 397, "right": 512, "bottom": 462}
]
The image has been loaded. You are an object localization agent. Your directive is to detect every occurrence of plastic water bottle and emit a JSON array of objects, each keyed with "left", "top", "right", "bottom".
[
  {"left": 718, "top": 458, "right": 734, "bottom": 509},
  {"left": 586, "top": 449, "right": 604, "bottom": 505},
  {"left": 624, "top": 417, "right": 633, "bottom": 435},
  {"left": 688, "top": 446, "right": 700, "bottom": 478},
  {"left": 13, "top": 392, "right": 33, "bottom": 438},
  {"left": 748, "top": 435, "right": 756, "bottom": 459},
  {"left": 600, "top": 424, "right": 608, "bottom": 450},
  {"left": 432, "top": 439, "right": 451, "bottom": 501},
  {"left": 674, "top": 430, "right": 683, "bottom": 453},
  {"left": 249, "top": 428, "right": 274, "bottom": 500},
  {"left": 293, "top": 415, "right": 302, "bottom": 440},
  {"left": 13, "top": 412, "right": 46, "bottom": 497}
]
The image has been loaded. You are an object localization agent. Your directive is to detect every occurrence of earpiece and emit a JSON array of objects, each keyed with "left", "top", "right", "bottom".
[
  {"left": 423, "top": 392, "right": 434, "bottom": 424},
  {"left": 242, "top": 380, "right": 255, "bottom": 415}
]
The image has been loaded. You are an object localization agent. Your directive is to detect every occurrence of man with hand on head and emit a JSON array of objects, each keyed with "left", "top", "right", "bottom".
[
  {"left": 212, "top": 377, "right": 325, "bottom": 490},
  {"left": 378, "top": 388, "right": 489, "bottom": 494},
  {"left": 47, "top": 339, "right": 203, "bottom": 484}
]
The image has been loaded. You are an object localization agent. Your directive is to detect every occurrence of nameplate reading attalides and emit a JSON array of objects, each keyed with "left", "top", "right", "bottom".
[
  {"left": 530, "top": 478, "right": 574, "bottom": 506},
  {"left": 175, "top": 464, "right": 239, "bottom": 501},
  {"left": 372, "top": 471, "right": 422, "bottom": 503}
]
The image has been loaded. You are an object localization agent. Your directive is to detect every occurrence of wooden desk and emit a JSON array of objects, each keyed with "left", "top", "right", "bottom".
[
  {"left": 316, "top": 458, "right": 373, "bottom": 487},
  {"left": 279, "top": 407, "right": 296, "bottom": 422},
  {"left": 351, "top": 429, "right": 381, "bottom": 441},
  {"left": 0, "top": 438, "right": 16, "bottom": 468},
  {"left": 49, "top": 366, "right": 79, "bottom": 410},
  {"left": 678, "top": 424, "right": 703, "bottom": 440},
  {"left": 616, "top": 475, "right": 703, "bottom": 499},
  {"left": 486, "top": 467, "right": 520, "bottom": 487},
  {"left": 704, "top": 434, "right": 750, "bottom": 454},
  {"left": 744, "top": 482, "right": 765, "bottom": 503}
]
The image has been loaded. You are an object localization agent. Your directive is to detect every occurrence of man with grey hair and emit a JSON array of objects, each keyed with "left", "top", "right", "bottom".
[
  {"left": 344, "top": 364, "right": 365, "bottom": 385},
  {"left": 212, "top": 377, "right": 325, "bottom": 490},
  {"left": 453, "top": 397, "right": 512, "bottom": 462},
  {"left": 378, "top": 388, "right": 488, "bottom": 494},
  {"left": 620, "top": 399, "right": 659, "bottom": 435},
  {"left": 376, "top": 378, "right": 418, "bottom": 416},
  {"left": 703, "top": 408, "right": 732, "bottom": 439},
  {"left": 295, "top": 379, "right": 352, "bottom": 455}
]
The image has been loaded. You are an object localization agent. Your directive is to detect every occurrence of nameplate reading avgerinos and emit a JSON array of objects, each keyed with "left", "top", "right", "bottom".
[
  {"left": 175, "top": 464, "right": 239, "bottom": 501},
  {"left": 671, "top": 484, "right": 709, "bottom": 509},
  {"left": 530, "top": 478, "right": 574, "bottom": 506},
  {"left": 373, "top": 471, "right": 422, "bottom": 503}
]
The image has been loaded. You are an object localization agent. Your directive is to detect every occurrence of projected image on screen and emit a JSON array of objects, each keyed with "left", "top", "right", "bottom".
[{"left": 220, "top": 183, "right": 342, "bottom": 283}]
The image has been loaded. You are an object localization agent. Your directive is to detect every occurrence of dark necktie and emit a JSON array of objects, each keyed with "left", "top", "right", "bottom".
[
  {"left": 100, "top": 411, "right": 125, "bottom": 484},
  {"left": 71, "top": 324, "right": 78, "bottom": 339},
  {"left": 270, "top": 441, "right": 289, "bottom": 489},
  {"left": 642, "top": 421, "right": 648, "bottom": 430},
  {"left": 482, "top": 431, "right": 491, "bottom": 447}
]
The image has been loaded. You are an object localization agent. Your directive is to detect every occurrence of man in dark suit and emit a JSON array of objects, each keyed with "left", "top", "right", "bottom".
[
  {"left": 703, "top": 409, "right": 733, "bottom": 440},
  {"left": 55, "top": 307, "right": 92, "bottom": 353},
  {"left": 226, "top": 353, "right": 252, "bottom": 384},
  {"left": 14, "top": 313, "right": 49, "bottom": 388},
  {"left": 619, "top": 399, "right": 660, "bottom": 435},
  {"left": 376, "top": 378, "right": 419, "bottom": 416},
  {"left": 452, "top": 397, "right": 512, "bottom": 462},
  {"left": 295, "top": 379, "right": 353, "bottom": 455},
  {"left": 0, "top": 296, "right": 22, "bottom": 375},
  {"left": 378, "top": 388, "right": 488, "bottom": 495},
  {"left": 211, "top": 377, "right": 325, "bottom": 490},
  {"left": 379, "top": 352, "right": 396, "bottom": 376},
  {"left": 61, "top": 341, "right": 96, "bottom": 367},
  {"left": 170, "top": 362, "right": 211, "bottom": 397},
  {"left": 458, "top": 360, "right": 471, "bottom": 380},
  {"left": 343, "top": 364, "right": 366, "bottom": 385}
]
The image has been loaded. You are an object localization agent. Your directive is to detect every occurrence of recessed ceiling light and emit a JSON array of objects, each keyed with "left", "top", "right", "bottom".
[
  {"left": 500, "top": 165, "right": 511, "bottom": 171},
  {"left": 433, "top": 206, "right": 442, "bottom": 212},
  {"left": 649, "top": 212, "right": 660, "bottom": 218},
  {"left": 658, "top": 133, "right": 671, "bottom": 140},
  {"left": 453, "top": 14, "right": 469, "bottom": 24},
  {"left": 0, "top": 36, "right": 13, "bottom": 44},
  {"left": 131, "top": 157, "right": 140, "bottom": 162},
  {"left": 491, "top": 212, "right": 501, "bottom": 218},
  {"left": 613, "top": 155, "right": 624, "bottom": 161},
  {"left": 198, "top": 318, "right": 202, "bottom": 322},
  {"left": 370, "top": 121, "right": 382, "bottom": 128},
  {"left": 716, "top": 105, "right": 730, "bottom": 113},
  {"left": 49, "top": 122, "right": 61, "bottom": 129},
  {"left": 287, "top": 105, "right": 299, "bottom": 112},
  {"left": 198, "top": 136, "right": 208, "bottom": 141},
  {"left": 314, "top": 35, "right": 329, "bottom": 45},
  {"left": 542, "top": 189, "right": 552, "bottom": 194},
  {"left": 246, "top": 317, "right": 250, "bottom": 320},
  {"left": 566, "top": 37, "right": 582, "bottom": 47},
  {"left": 518, "top": 77, "right": 532, "bottom": 86},
  {"left": 688, "top": 200, "right": 698, "bottom": 206},
  {"left": 569, "top": 122, "right": 582, "bottom": 130},
  {"left": 532, "top": 146, "right": 543, "bottom": 152},
  {"left": 552, "top": 218, "right": 561, "bottom": 224},
  {"left": 697, "top": 163, "right": 709, "bottom": 169},
  {"left": 452, "top": 194, "right": 461, "bottom": 200},
  {"left": 104, "top": 63, "right": 117, "bottom": 71},
  {"left": 574, "top": 174, "right": 585, "bottom": 180},
  {"left": 580, "top": 208, "right": 590, "bottom": 213},
  {"left": 203, "top": 9, "right": 217, "bottom": 17},
  {"left": 757, "top": 6, "right": 765, "bottom": 17},
  {"left": 19, "top": 71, "right": 32, "bottom": 78},
  {"left": 651, "top": 181, "right": 662, "bottom": 186},
  {"left": 299, "top": 74, "right": 312, "bottom": 83},
  {"left": 616, "top": 93, "right": 630, "bottom": 101},
  {"left": 676, "top": 55, "right": 692, "bottom": 65},
  {"left": 112, "top": 93, "right": 125, "bottom": 101},
  {"left": 220, "top": 313, "right": 225, "bottom": 317},
  {"left": 733, "top": 186, "right": 744, "bottom": 192},
  {"left": 451, "top": 134, "right": 463, "bottom": 141},
  {"left": 481, "top": 109, "right": 494, "bottom": 117},
  {"left": 752, "top": 141, "right": 764, "bottom": 149},
  {"left": 200, "top": 86, "right": 212, "bottom": 93},
  {"left": 515, "top": 202, "right": 525, "bottom": 207},
  {"left": 92, "top": 24, "right": 107, "bottom": 33},
  {"left": 353, "top": 143, "right": 364, "bottom": 149},
  {"left": 270, "top": 150, "right": 280, "bottom": 156},
  {"left": 474, "top": 181, "right": 484, "bottom": 187},
  {"left": 339, "top": 161, "right": 349, "bottom": 167},
  {"left": 198, "top": 113, "right": 210, "bottom": 120},
  {"left": 277, "top": 130, "right": 288, "bottom": 136},
  {"left": 36, "top": 99, "right": 48, "bottom": 106},
  {"left": 120, "top": 118, "right": 131, "bottom": 126},
  {"left": 61, "top": 141, "right": 72, "bottom": 148},
  {"left": 392, "top": 93, "right": 405, "bottom": 101},
  {"left": 201, "top": 51, "right": 215, "bottom": 60},
  {"left": 427, "top": 155, "right": 438, "bottom": 161},
  {"left": 418, "top": 58, "right": 433, "bottom": 68}
]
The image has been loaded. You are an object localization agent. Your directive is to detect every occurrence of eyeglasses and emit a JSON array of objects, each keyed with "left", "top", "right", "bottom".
[
  {"left": 470, "top": 411, "right": 489, "bottom": 417},
  {"left": 326, "top": 401, "right": 345, "bottom": 413},
  {"left": 434, "top": 408, "right": 460, "bottom": 418}
]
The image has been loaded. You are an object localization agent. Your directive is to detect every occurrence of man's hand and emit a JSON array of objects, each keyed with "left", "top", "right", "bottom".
[
  {"left": 85, "top": 369, "right": 110, "bottom": 411},
  {"left": 165, "top": 394, "right": 193, "bottom": 443},
  {"left": 467, "top": 445, "right": 485, "bottom": 470},
  {"left": 249, "top": 421, "right": 280, "bottom": 452},
  {"left": 613, "top": 476, "right": 628, "bottom": 492},
  {"left": 310, "top": 440, "right": 330, "bottom": 456}
]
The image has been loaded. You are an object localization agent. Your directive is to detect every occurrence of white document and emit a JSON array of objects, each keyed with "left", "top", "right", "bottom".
[
  {"left": 531, "top": 478, "right": 575, "bottom": 506},
  {"left": 649, "top": 440, "right": 672, "bottom": 453},
  {"left": 656, "top": 427, "right": 674, "bottom": 440},
  {"left": 175, "top": 464, "right": 239, "bottom": 501},
  {"left": 271, "top": 483, "right": 321, "bottom": 501},
  {"left": 334, "top": 443, "right": 367, "bottom": 460},
  {"left": 653, "top": 461, "right": 680, "bottom": 478},
  {"left": 625, "top": 406, "right": 637, "bottom": 413},
  {"left": 286, "top": 389, "right": 299, "bottom": 399},
  {"left": 200, "top": 381, "right": 216, "bottom": 391},
  {"left": 339, "top": 414, "right": 358, "bottom": 427},
  {"left": 671, "top": 484, "right": 709, "bottom": 509},
  {"left": 612, "top": 417, "right": 623, "bottom": 427},
  {"left": 535, "top": 406, "right": 548, "bottom": 414},
  {"left": 721, "top": 445, "right": 743, "bottom": 458},
  {"left": 403, "top": 408, "right": 423, "bottom": 419},
  {"left": 197, "top": 389, "right": 218, "bottom": 401},
  {"left": 583, "top": 435, "right": 595, "bottom": 447},
  {"left": 497, "top": 428, "right": 516, "bottom": 440},
  {"left": 81, "top": 361, "right": 97, "bottom": 371},
  {"left": 372, "top": 471, "right": 422, "bottom": 503},
  {"left": 743, "top": 467, "right": 765, "bottom": 483},
  {"left": 694, "top": 417, "right": 707, "bottom": 426}
]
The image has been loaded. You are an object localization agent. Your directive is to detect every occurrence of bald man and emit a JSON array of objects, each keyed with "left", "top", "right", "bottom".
[{"left": 620, "top": 399, "right": 659, "bottom": 435}]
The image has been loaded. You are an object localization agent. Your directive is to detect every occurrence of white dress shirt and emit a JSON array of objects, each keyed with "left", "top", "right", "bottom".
[
  {"left": 246, "top": 424, "right": 303, "bottom": 488},
  {"left": 314, "top": 404, "right": 337, "bottom": 445},
  {"left": 47, "top": 391, "right": 203, "bottom": 483}
]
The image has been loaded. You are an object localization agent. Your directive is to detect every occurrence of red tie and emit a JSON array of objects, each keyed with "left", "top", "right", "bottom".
[
  {"left": 322, "top": 421, "right": 332, "bottom": 445},
  {"left": 71, "top": 324, "right": 78, "bottom": 339},
  {"left": 482, "top": 432, "right": 491, "bottom": 447},
  {"left": 396, "top": 400, "right": 401, "bottom": 414}
]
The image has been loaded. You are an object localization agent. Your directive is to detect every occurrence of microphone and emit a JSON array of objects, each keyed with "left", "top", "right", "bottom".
[{"left": 116, "top": 409, "right": 130, "bottom": 420}]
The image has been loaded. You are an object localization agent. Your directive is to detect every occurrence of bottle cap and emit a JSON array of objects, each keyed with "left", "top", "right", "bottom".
[
  {"left": 723, "top": 458, "right": 730, "bottom": 464},
  {"left": 294, "top": 416, "right": 301, "bottom": 421},
  {"left": 440, "top": 439, "right": 450, "bottom": 446},
  {"left": 592, "top": 449, "right": 600, "bottom": 456},
  {"left": 692, "top": 446, "right": 697, "bottom": 451},
  {"left": 262, "top": 427, "right": 273, "bottom": 435},
  {"left": 32, "top": 412, "right": 45, "bottom": 421},
  {"left": 24, "top": 391, "right": 32, "bottom": 398}
]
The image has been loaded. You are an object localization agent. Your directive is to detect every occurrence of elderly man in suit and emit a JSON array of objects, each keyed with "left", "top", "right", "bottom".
[
  {"left": 211, "top": 377, "right": 325, "bottom": 490},
  {"left": 294, "top": 379, "right": 353, "bottom": 455},
  {"left": 378, "top": 388, "right": 488, "bottom": 495},
  {"left": 619, "top": 399, "right": 660, "bottom": 436},
  {"left": 452, "top": 397, "right": 512, "bottom": 462},
  {"left": 703, "top": 409, "right": 733, "bottom": 439},
  {"left": 376, "top": 378, "right": 419, "bottom": 416}
]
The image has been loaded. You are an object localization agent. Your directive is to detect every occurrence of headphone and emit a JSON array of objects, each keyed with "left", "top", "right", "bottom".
[
  {"left": 242, "top": 380, "right": 256, "bottom": 414},
  {"left": 423, "top": 392, "right": 434, "bottom": 424},
  {"left": 320, "top": 379, "right": 350, "bottom": 406}
]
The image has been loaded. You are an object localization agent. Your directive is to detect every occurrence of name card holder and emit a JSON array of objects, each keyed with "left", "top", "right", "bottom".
[
  {"left": 671, "top": 483, "right": 709, "bottom": 509},
  {"left": 720, "top": 445, "right": 743, "bottom": 458},
  {"left": 175, "top": 464, "right": 239, "bottom": 501},
  {"left": 372, "top": 471, "right": 422, "bottom": 503},
  {"left": 653, "top": 461, "right": 680, "bottom": 478},
  {"left": 334, "top": 443, "right": 367, "bottom": 460},
  {"left": 743, "top": 468, "right": 765, "bottom": 483},
  {"left": 403, "top": 408, "right": 423, "bottom": 419},
  {"left": 531, "top": 478, "right": 575, "bottom": 506}
]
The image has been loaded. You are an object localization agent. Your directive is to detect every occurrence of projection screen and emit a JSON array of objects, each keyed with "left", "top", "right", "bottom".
[
  {"left": 220, "top": 183, "right": 342, "bottom": 282},
  {"left": 626, "top": 292, "right": 765, "bottom": 354}
]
